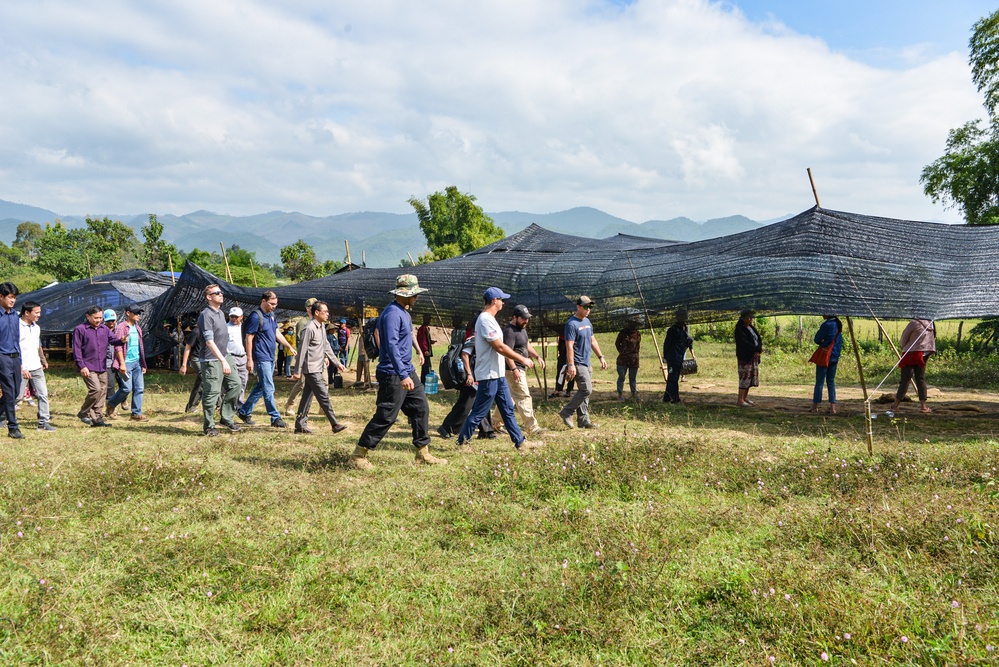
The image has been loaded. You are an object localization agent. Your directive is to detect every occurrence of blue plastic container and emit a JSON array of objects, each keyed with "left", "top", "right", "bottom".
[{"left": 424, "top": 370, "right": 439, "bottom": 395}]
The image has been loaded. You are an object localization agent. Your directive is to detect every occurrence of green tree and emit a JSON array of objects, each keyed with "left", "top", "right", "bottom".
[
  {"left": 279, "top": 239, "right": 343, "bottom": 282},
  {"left": 182, "top": 245, "right": 277, "bottom": 287},
  {"left": 140, "top": 214, "right": 182, "bottom": 272},
  {"left": 921, "top": 9, "right": 999, "bottom": 225},
  {"left": 12, "top": 222, "right": 43, "bottom": 260},
  {"left": 408, "top": 186, "right": 504, "bottom": 260}
]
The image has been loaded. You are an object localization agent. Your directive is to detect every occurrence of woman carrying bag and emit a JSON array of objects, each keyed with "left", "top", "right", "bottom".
[{"left": 809, "top": 314, "right": 843, "bottom": 414}]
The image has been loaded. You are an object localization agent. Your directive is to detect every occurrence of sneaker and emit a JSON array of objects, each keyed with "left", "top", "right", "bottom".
[
  {"left": 219, "top": 421, "right": 241, "bottom": 432},
  {"left": 516, "top": 439, "right": 544, "bottom": 451},
  {"left": 237, "top": 413, "right": 254, "bottom": 425},
  {"left": 332, "top": 423, "right": 348, "bottom": 435},
  {"left": 105, "top": 405, "right": 117, "bottom": 419},
  {"left": 130, "top": 414, "right": 149, "bottom": 422},
  {"left": 37, "top": 424, "right": 57, "bottom": 432},
  {"left": 477, "top": 432, "right": 498, "bottom": 440},
  {"left": 548, "top": 391, "right": 563, "bottom": 399},
  {"left": 79, "top": 416, "right": 93, "bottom": 426},
  {"left": 294, "top": 425, "right": 313, "bottom": 434},
  {"left": 284, "top": 404, "right": 295, "bottom": 416},
  {"left": 529, "top": 426, "right": 547, "bottom": 436},
  {"left": 90, "top": 420, "right": 112, "bottom": 428},
  {"left": 271, "top": 418, "right": 288, "bottom": 428},
  {"left": 579, "top": 422, "right": 598, "bottom": 429},
  {"left": 436, "top": 425, "right": 452, "bottom": 439},
  {"left": 560, "top": 414, "right": 575, "bottom": 429},
  {"left": 8, "top": 429, "right": 25, "bottom": 439},
  {"left": 204, "top": 427, "right": 220, "bottom": 437},
  {"left": 27, "top": 399, "right": 36, "bottom": 407}
]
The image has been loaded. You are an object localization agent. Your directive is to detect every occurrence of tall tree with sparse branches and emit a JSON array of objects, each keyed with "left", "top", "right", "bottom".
[{"left": 921, "top": 9, "right": 999, "bottom": 225}]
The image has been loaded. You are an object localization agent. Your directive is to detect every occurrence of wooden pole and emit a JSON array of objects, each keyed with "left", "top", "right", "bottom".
[
  {"left": 846, "top": 316, "right": 872, "bottom": 455},
  {"left": 540, "top": 313, "right": 549, "bottom": 400},
  {"left": 407, "top": 252, "right": 416, "bottom": 267},
  {"left": 361, "top": 250, "right": 366, "bottom": 268},
  {"left": 167, "top": 253, "right": 176, "bottom": 285},
  {"left": 219, "top": 242, "right": 233, "bottom": 284},
  {"left": 86, "top": 253, "right": 94, "bottom": 284},
  {"left": 626, "top": 255, "right": 668, "bottom": 384},
  {"left": 871, "top": 317, "right": 918, "bottom": 394},
  {"left": 807, "top": 167, "right": 821, "bottom": 208},
  {"left": 249, "top": 258, "right": 258, "bottom": 287},
  {"left": 345, "top": 240, "right": 352, "bottom": 267},
  {"left": 956, "top": 320, "right": 964, "bottom": 354}
]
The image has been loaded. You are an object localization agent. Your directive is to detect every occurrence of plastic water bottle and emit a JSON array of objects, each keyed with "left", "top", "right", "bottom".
[
  {"left": 424, "top": 370, "right": 438, "bottom": 395},
  {"left": 456, "top": 358, "right": 464, "bottom": 373}
]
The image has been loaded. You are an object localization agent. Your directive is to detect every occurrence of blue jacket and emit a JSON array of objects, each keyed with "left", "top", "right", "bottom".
[
  {"left": 814, "top": 318, "right": 843, "bottom": 363},
  {"left": 375, "top": 301, "right": 415, "bottom": 377}
]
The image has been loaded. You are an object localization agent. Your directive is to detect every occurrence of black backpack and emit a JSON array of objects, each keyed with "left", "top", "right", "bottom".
[
  {"left": 362, "top": 317, "right": 379, "bottom": 360},
  {"left": 438, "top": 344, "right": 464, "bottom": 389}
]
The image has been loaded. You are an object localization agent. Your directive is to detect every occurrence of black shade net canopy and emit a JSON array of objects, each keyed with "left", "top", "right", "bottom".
[{"left": 21, "top": 207, "right": 999, "bottom": 356}]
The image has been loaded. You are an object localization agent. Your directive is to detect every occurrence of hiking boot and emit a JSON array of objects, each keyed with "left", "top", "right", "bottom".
[
  {"left": 204, "top": 427, "right": 220, "bottom": 437},
  {"left": 560, "top": 414, "right": 575, "bottom": 429},
  {"left": 579, "top": 421, "right": 598, "bottom": 429},
  {"left": 476, "top": 431, "right": 498, "bottom": 439},
  {"left": 517, "top": 439, "right": 544, "bottom": 451},
  {"left": 271, "top": 418, "right": 288, "bottom": 428},
  {"left": 130, "top": 414, "right": 149, "bottom": 422},
  {"left": 105, "top": 404, "right": 117, "bottom": 419},
  {"left": 348, "top": 445, "right": 374, "bottom": 470},
  {"left": 37, "top": 424, "right": 57, "bottom": 432},
  {"left": 8, "top": 429, "right": 24, "bottom": 439},
  {"left": 219, "top": 421, "right": 241, "bottom": 432},
  {"left": 237, "top": 412, "right": 254, "bottom": 425},
  {"left": 294, "top": 425, "right": 313, "bottom": 434},
  {"left": 414, "top": 446, "right": 448, "bottom": 465}
]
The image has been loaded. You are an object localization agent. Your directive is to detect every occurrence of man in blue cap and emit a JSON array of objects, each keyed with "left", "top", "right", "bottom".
[
  {"left": 350, "top": 275, "right": 447, "bottom": 469},
  {"left": 456, "top": 287, "right": 542, "bottom": 451},
  {"left": 106, "top": 303, "right": 148, "bottom": 421}
]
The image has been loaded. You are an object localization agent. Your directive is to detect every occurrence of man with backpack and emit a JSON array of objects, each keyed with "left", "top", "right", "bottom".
[
  {"left": 350, "top": 275, "right": 448, "bottom": 469},
  {"left": 437, "top": 326, "right": 496, "bottom": 440},
  {"left": 237, "top": 291, "right": 296, "bottom": 428},
  {"left": 456, "top": 288, "right": 542, "bottom": 452}
]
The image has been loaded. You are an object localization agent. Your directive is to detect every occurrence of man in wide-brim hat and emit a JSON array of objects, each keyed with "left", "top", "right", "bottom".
[{"left": 351, "top": 274, "right": 448, "bottom": 469}]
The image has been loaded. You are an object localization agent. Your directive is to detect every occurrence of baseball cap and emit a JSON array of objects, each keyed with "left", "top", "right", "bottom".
[
  {"left": 484, "top": 287, "right": 511, "bottom": 301},
  {"left": 576, "top": 295, "right": 595, "bottom": 307},
  {"left": 512, "top": 304, "right": 532, "bottom": 319},
  {"left": 125, "top": 303, "right": 143, "bottom": 315},
  {"left": 103, "top": 309, "right": 117, "bottom": 321},
  {"left": 229, "top": 307, "right": 243, "bottom": 317}
]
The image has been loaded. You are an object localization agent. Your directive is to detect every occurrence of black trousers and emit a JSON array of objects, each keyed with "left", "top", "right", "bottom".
[
  {"left": 441, "top": 384, "right": 494, "bottom": 436},
  {"left": 663, "top": 354, "right": 683, "bottom": 403},
  {"left": 296, "top": 371, "right": 339, "bottom": 430},
  {"left": 0, "top": 354, "right": 21, "bottom": 429},
  {"left": 358, "top": 370, "right": 430, "bottom": 450},
  {"left": 420, "top": 356, "right": 433, "bottom": 384}
]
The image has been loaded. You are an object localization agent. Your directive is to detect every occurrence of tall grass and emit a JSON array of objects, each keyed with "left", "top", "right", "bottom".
[{"left": 2, "top": 342, "right": 998, "bottom": 665}]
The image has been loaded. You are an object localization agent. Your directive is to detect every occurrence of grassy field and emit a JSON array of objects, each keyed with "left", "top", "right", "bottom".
[{"left": 2, "top": 332, "right": 998, "bottom": 666}]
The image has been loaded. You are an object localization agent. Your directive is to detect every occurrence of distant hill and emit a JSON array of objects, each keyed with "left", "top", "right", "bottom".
[{"left": 0, "top": 198, "right": 780, "bottom": 266}]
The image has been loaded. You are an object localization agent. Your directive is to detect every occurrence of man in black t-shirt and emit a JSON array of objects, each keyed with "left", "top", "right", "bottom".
[{"left": 492, "top": 305, "right": 545, "bottom": 435}]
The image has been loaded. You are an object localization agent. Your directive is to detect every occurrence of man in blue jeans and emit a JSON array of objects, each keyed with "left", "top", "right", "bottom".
[
  {"left": 238, "top": 290, "right": 296, "bottom": 427},
  {"left": 107, "top": 303, "right": 148, "bottom": 421},
  {"left": 456, "top": 287, "right": 542, "bottom": 451}
]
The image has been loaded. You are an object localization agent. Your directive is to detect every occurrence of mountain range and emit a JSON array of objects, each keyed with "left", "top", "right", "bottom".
[{"left": 0, "top": 199, "right": 786, "bottom": 268}]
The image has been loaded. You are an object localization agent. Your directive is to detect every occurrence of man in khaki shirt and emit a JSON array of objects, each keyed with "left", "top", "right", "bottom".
[{"left": 291, "top": 300, "right": 347, "bottom": 434}]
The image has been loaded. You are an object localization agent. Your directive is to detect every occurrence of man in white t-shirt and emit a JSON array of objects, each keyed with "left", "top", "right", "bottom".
[
  {"left": 226, "top": 307, "right": 249, "bottom": 408},
  {"left": 456, "top": 287, "right": 542, "bottom": 451},
  {"left": 18, "top": 301, "right": 55, "bottom": 431}
]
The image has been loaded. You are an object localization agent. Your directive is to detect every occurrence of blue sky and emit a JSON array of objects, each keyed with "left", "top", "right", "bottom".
[
  {"left": 728, "top": 0, "right": 995, "bottom": 66},
  {"left": 0, "top": 0, "right": 994, "bottom": 224}
]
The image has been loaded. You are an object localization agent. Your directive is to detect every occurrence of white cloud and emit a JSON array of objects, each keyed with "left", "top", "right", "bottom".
[{"left": 0, "top": 0, "right": 984, "bottom": 223}]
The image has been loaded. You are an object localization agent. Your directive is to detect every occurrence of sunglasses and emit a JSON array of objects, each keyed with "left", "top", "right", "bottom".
[{"left": 208, "top": 290, "right": 223, "bottom": 296}]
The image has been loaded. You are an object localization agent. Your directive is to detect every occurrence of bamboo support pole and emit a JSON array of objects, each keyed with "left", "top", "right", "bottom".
[
  {"left": 846, "top": 316, "right": 872, "bottom": 455},
  {"left": 167, "top": 253, "right": 176, "bottom": 285},
  {"left": 807, "top": 167, "right": 821, "bottom": 208},
  {"left": 249, "top": 258, "right": 258, "bottom": 287},
  {"left": 871, "top": 316, "right": 917, "bottom": 395},
  {"left": 219, "top": 242, "right": 233, "bottom": 284},
  {"left": 345, "top": 240, "right": 352, "bottom": 267},
  {"left": 626, "top": 255, "right": 668, "bottom": 384}
]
